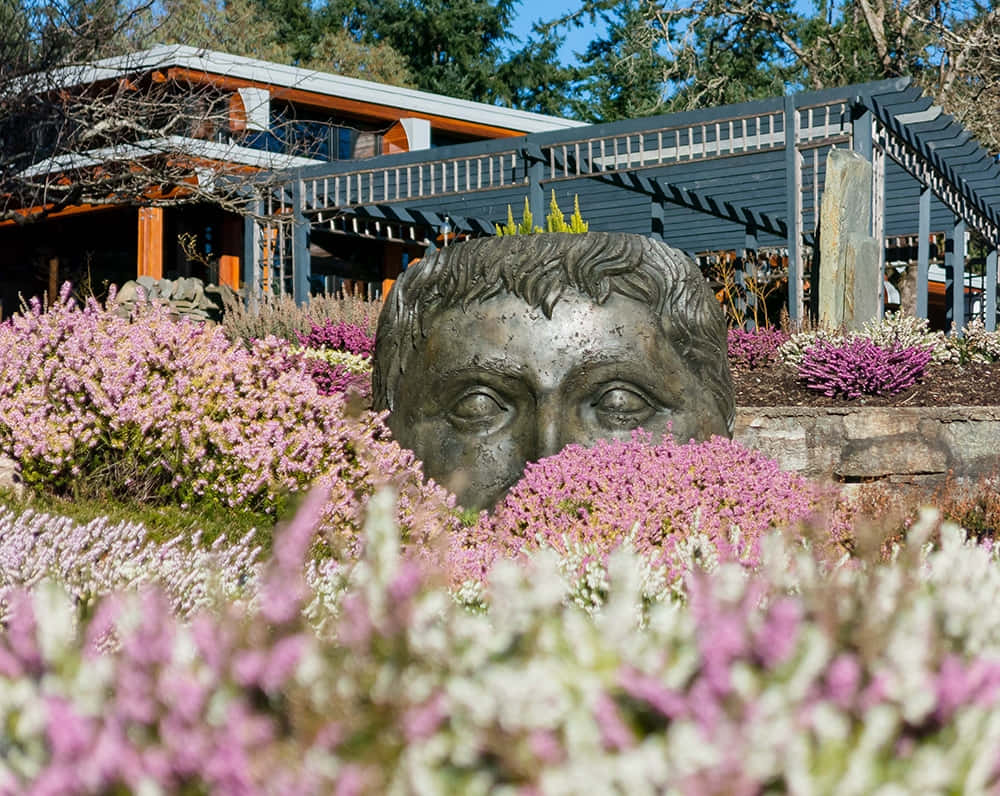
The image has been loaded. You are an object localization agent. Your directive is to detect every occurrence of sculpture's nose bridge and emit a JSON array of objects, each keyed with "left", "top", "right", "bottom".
[{"left": 534, "top": 392, "right": 566, "bottom": 461}]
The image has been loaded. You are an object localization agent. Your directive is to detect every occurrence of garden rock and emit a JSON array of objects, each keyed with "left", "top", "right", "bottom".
[
  {"left": 0, "top": 454, "right": 24, "bottom": 499},
  {"left": 114, "top": 276, "right": 234, "bottom": 323}
]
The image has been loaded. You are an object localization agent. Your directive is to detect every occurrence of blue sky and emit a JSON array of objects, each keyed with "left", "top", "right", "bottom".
[{"left": 508, "top": 0, "right": 599, "bottom": 66}]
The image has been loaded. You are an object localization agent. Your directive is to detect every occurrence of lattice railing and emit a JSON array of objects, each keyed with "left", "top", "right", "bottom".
[{"left": 297, "top": 100, "right": 852, "bottom": 215}]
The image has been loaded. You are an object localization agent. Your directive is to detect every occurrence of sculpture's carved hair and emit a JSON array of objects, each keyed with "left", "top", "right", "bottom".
[{"left": 373, "top": 232, "right": 734, "bottom": 432}]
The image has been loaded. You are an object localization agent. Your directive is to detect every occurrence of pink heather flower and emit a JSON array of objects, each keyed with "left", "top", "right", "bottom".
[
  {"left": 728, "top": 327, "right": 789, "bottom": 369},
  {"left": 388, "top": 561, "right": 423, "bottom": 606},
  {"left": 528, "top": 730, "right": 564, "bottom": 764},
  {"left": 859, "top": 672, "right": 889, "bottom": 711},
  {"left": 401, "top": 692, "right": 447, "bottom": 743},
  {"left": 259, "top": 634, "right": 307, "bottom": 693},
  {"left": 798, "top": 338, "right": 933, "bottom": 398},
  {"left": 338, "top": 593, "right": 373, "bottom": 649},
  {"left": 334, "top": 764, "right": 367, "bottom": 796},
  {"left": 593, "top": 692, "right": 634, "bottom": 751},
  {"left": 296, "top": 320, "right": 375, "bottom": 358},
  {"left": 3, "top": 589, "right": 41, "bottom": 674},
  {"left": 618, "top": 666, "right": 688, "bottom": 720},
  {"left": 45, "top": 696, "right": 94, "bottom": 760},
  {"left": 689, "top": 575, "right": 755, "bottom": 696},
  {"left": 754, "top": 597, "right": 802, "bottom": 668},
  {"left": 825, "top": 653, "right": 862, "bottom": 710}
]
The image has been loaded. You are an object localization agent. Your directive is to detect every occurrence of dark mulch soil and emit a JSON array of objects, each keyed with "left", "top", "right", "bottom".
[{"left": 732, "top": 361, "right": 1000, "bottom": 407}]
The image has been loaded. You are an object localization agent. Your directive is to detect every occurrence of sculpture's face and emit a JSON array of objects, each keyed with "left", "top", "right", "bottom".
[{"left": 388, "top": 290, "right": 729, "bottom": 511}]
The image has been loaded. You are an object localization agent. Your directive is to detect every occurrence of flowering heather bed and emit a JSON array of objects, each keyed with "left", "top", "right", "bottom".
[
  {"left": 0, "top": 288, "right": 453, "bottom": 542},
  {"left": 727, "top": 326, "right": 789, "bottom": 368},
  {"left": 732, "top": 313, "right": 1000, "bottom": 404},
  {"left": 452, "top": 433, "right": 849, "bottom": 603},
  {"left": 4, "top": 488, "right": 1000, "bottom": 792},
  {"left": 6, "top": 295, "right": 1000, "bottom": 790}
]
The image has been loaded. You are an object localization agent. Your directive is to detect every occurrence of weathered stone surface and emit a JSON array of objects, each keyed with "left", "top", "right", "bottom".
[
  {"left": 843, "top": 408, "right": 921, "bottom": 439},
  {"left": 845, "top": 233, "right": 880, "bottom": 328},
  {"left": 817, "top": 149, "right": 878, "bottom": 330},
  {"left": 173, "top": 277, "right": 200, "bottom": 302},
  {"left": 939, "top": 418, "right": 1000, "bottom": 470},
  {"left": 114, "top": 276, "right": 227, "bottom": 323},
  {"left": 0, "top": 455, "right": 24, "bottom": 498},
  {"left": 734, "top": 405, "right": 1000, "bottom": 486},
  {"left": 836, "top": 436, "right": 948, "bottom": 479}
]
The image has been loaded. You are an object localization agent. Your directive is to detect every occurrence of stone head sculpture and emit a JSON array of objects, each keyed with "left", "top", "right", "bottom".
[{"left": 373, "top": 231, "right": 734, "bottom": 511}]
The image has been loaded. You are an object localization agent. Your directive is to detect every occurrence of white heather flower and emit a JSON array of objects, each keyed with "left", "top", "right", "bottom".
[{"left": 31, "top": 579, "right": 77, "bottom": 662}]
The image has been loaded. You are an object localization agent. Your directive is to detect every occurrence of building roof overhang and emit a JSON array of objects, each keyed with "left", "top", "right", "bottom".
[{"left": 47, "top": 45, "right": 587, "bottom": 138}]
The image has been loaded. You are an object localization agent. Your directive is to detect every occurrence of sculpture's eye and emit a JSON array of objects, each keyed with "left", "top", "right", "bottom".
[
  {"left": 449, "top": 389, "right": 508, "bottom": 429},
  {"left": 593, "top": 385, "right": 655, "bottom": 428}
]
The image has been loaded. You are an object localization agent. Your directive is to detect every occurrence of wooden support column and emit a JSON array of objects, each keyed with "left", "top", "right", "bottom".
[
  {"left": 872, "top": 139, "right": 886, "bottom": 317},
  {"left": 986, "top": 248, "right": 998, "bottom": 332},
  {"left": 137, "top": 207, "right": 164, "bottom": 279},
  {"left": 650, "top": 199, "right": 665, "bottom": 240},
  {"left": 527, "top": 156, "right": 544, "bottom": 231},
  {"left": 916, "top": 187, "right": 930, "bottom": 319},
  {"left": 945, "top": 218, "right": 967, "bottom": 331},
  {"left": 48, "top": 257, "right": 59, "bottom": 304},
  {"left": 851, "top": 107, "right": 873, "bottom": 161},
  {"left": 243, "top": 200, "right": 262, "bottom": 308},
  {"left": 744, "top": 226, "right": 758, "bottom": 329},
  {"left": 784, "top": 95, "right": 803, "bottom": 323},
  {"left": 953, "top": 218, "right": 966, "bottom": 331},
  {"left": 218, "top": 215, "right": 242, "bottom": 290},
  {"left": 381, "top": 243, "right": 403, "bottom": 300},
  {"left": 292, "top": 176, "right": 310, "bottom": 305}
]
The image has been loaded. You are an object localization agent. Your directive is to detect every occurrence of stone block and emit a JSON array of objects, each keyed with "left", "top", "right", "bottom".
[
  {"left": 940, "top": 419, "right": 1000, "bottom": 475},
  {"left": 835, "top": 436, "right": 948, "bottom": 479},
  {"left": 843, "top": 408, "right": 922, "bottom": 439}
]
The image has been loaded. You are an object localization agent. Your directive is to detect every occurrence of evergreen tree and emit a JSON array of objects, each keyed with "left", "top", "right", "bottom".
[
  {"left": 568, "top": 0, "right": 670, "bottom": 121},
  {"left": 319, "top": 0, "right": 576, "bottom": 108},
  {"left": 132, "top": 0, "right": 290, "bottom": 62}
]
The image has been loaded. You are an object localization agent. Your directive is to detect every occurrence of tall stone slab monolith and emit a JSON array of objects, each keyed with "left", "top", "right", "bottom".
[{"left": 818, "top": 149, "right": 880, "bottom": 329}]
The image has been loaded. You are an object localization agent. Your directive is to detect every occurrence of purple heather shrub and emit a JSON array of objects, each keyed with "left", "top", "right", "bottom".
[
  {"left": 296, "top": 320, "right": 375, "bottom": 358},
  {"left": 727, "top": 326, "right": 790, "bottom": 368},
  {"left": 461, "top": 433, "right": 840, "bottom": 588},
  {"left": 302, "top": 357, "right": 372, "bottom": 399},
  {"left": 798, "top": 337, "right": 933, "bottom": 398}
]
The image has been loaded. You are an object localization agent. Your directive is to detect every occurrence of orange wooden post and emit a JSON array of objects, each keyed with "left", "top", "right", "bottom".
[
  {"left": 381, "top": 244, "right": 404, "bottom": 300},
  {"left": 137, "top": 207, "right": 164, "bottom": 279},
  {"left": 218, "top": 215, "right": 242, "bottom": 289}
]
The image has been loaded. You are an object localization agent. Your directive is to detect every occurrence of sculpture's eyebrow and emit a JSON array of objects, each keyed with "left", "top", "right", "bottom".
[{"left": 432, "top": 358, "right": 527, "bottom": 384}]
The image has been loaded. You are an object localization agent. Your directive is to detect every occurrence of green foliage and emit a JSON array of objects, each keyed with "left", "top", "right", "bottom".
[
  {"left": 495, "top": 193, "right": 588, "bottom": 236},
  {"left": 545, "top": 192, "right": 589, "bottom": 233},
  {"left": 567, "top": 0, "right": 672, "bottom": 121},
  {"left": 318, "top": 0, "right": 576, "bottom": 109},
  {"left": 0, "top": 488, "right": 275, "bottom": 551}
]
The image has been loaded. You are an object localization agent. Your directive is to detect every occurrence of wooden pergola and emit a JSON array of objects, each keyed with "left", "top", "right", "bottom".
[{"left": 252, "top": 77, "right": 1000, "bottom": 330}]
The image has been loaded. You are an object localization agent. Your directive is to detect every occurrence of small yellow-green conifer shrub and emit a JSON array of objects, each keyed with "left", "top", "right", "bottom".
[{"left": 495, "top": 194, "right": 588, "bottom": 236}]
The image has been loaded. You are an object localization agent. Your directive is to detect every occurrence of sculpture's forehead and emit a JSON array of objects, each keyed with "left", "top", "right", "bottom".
[{"left": 417, "top": 291, "right": 679, "bottom": 388}]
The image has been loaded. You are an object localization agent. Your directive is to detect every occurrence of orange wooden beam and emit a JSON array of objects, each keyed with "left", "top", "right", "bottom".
[{"left": 0, "top": 202, "right": 124, "bottom": 227}]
